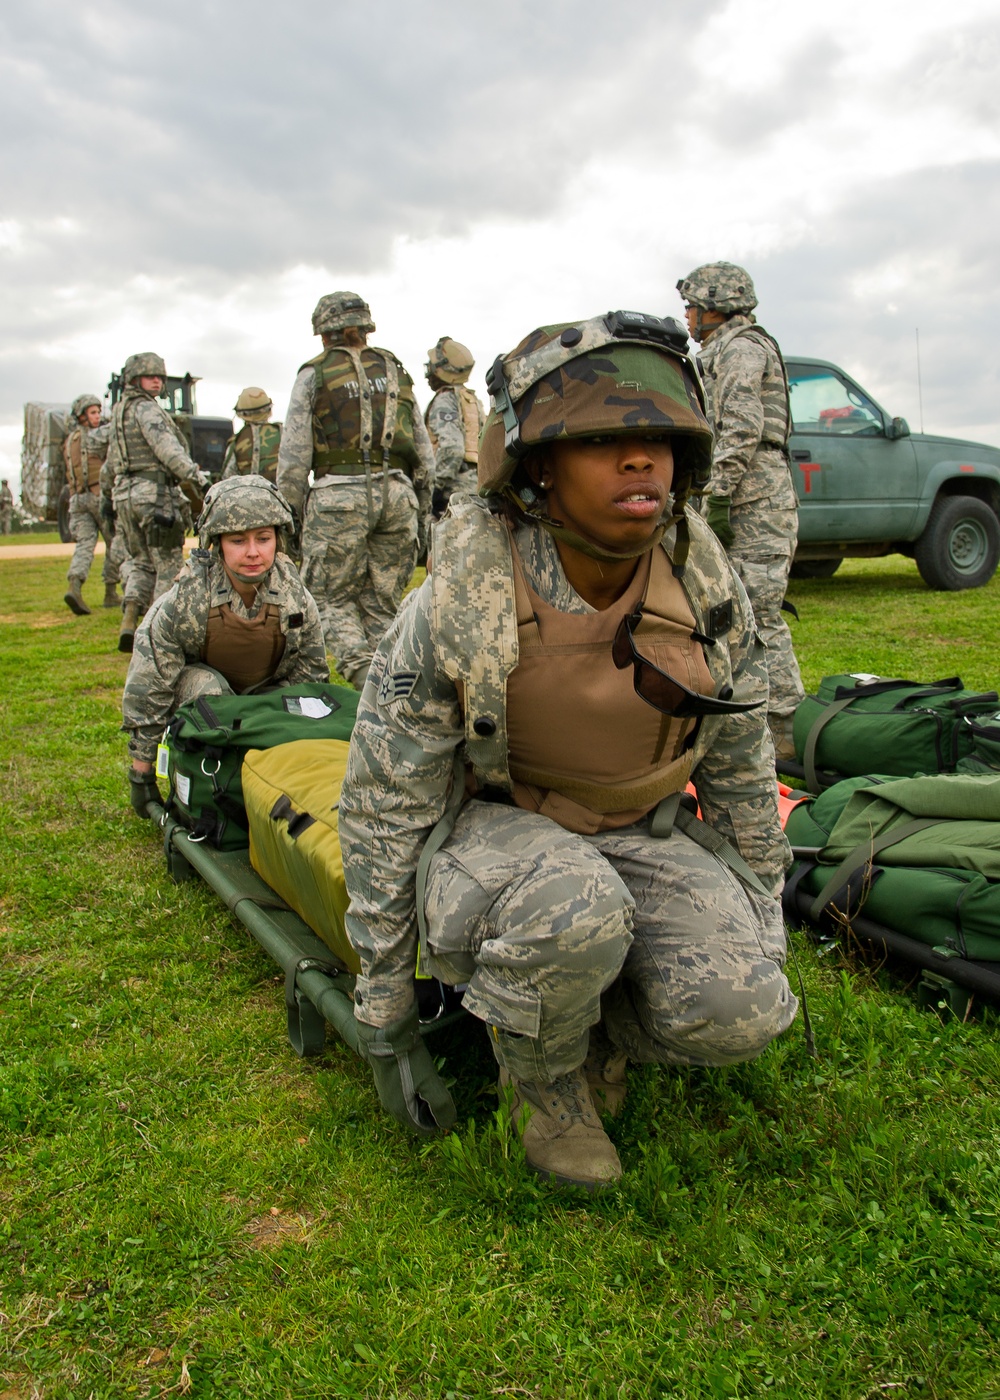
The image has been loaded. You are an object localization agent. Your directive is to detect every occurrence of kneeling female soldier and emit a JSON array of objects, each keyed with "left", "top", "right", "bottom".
[
  {"left": 339, "top": 313, "right": 797, "bottom": 1190},
  {"left": 123, "top": 475, "right": 329, "bottom": 814}
]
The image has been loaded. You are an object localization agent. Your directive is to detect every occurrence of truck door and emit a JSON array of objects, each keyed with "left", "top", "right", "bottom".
[{"left": 786, "top": 362, "right": 918, "bottom": 541}]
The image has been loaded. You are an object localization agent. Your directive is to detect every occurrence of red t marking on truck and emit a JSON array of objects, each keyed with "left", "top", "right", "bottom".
[{"left": 799, "top": 462, "right": 821, "bottom": 493}]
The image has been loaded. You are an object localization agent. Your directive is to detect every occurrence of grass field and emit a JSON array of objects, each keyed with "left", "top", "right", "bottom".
[{"left": 2, "top": 554, "right": 999, "bottom": 1400}]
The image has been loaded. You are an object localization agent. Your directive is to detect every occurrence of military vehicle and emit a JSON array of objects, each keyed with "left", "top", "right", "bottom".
[
  {"left": 787, "top": 358, "right": 1000, "bottom": 590},
  {"left": 20, "top": 372, "right": 232, "bottom": 541}
]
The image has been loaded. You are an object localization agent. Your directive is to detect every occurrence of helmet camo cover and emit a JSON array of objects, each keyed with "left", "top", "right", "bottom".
[
  {"left": 478, "top": 310, "right": 712, "bottom": 508},
  {"left": 676, "top": 262, "right": 758, "bottom": 316},
  {"left": 70, "top": 393, "right": 101, "bottom": 421},
  {"left": 197, "top": 475, "right": 294, "bottom": 543},
  {"left": 311, "top": 291, "right": 375, "bottom": 337},
  {"left": 123, "top": 351, "right": 167, "bottom": 383}
]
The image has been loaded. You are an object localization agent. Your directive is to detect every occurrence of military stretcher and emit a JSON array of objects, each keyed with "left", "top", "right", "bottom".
[{"left": 146, "top": 795, "right": 464, "bottom": 1059}]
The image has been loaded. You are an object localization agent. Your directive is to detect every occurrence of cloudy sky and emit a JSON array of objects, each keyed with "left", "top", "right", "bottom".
[{"left": 2, "top": 0, "right": 999, "bottom": 490}]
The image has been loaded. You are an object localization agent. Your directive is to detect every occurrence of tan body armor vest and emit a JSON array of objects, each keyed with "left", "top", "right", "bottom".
[
  {"left": 64, "top": 428, "right": 106, "bottom": 494},
  {"left": 113, "top": 391, "right": 185, "bottom": 478},
  {"left": 425, "top": 386, "right": 482, "bottom": 464},
  {"left": 202, "top": 604, "right": 286, "bottom": 692},
  {"left": 505, "top": 543, "right": 716, "bottom": 833}
]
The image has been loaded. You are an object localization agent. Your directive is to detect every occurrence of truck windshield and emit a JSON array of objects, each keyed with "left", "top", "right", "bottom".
[{"left": 788, "top": 366, "right": 883, "bottom": 436}]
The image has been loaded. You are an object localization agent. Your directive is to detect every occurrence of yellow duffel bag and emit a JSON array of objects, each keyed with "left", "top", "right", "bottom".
[{"left": 242, "top": 739, "right": 361, "bottom": 974}]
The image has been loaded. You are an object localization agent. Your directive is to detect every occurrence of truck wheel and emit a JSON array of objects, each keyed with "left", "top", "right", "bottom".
[
  {"left": 57, "top": 486, "right": 72, "bottom": 543},
  {"left": 789, "top": 558, "right": 842, "bottom": 580},
  {"left": 914, "top": 495, "right": 1000, "bottom": 591}
]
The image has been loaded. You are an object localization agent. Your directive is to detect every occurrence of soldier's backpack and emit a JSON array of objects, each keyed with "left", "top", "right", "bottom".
[
  {"left": 159, "top": 683, "right": 359, "bottom": 850},
  {"left": 783, "top": 772, "right": 1000, "bottom": 966},
  {"left": 791, "top": 674, "right": 999, "bottom": 791}
]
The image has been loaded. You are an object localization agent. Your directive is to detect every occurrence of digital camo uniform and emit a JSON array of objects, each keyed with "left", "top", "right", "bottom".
[
  {"left": 122, "top": 540, "right": 328, "bottom": 765},
  {"left": 678, "top": 263, "right": 805, "bottom": 750},
  {"left": 276, "top": 292, "right": 435, "bottom": 687},
  {"left": 340, "top": 313, "right": 796, "bottom": 1185},
  {"left": 111, "top": 353, "right": 209, "bottom": 644},
  {"left": 62, "top": 395, "right": 120, "bottom": 614},
  {"left": 423, "top": 337, "right": 485, "bottom": 512},
  {"left": 0, "top": 480, "right": 14, "bottom": 534},
  {"left": 221, "top": 387, "right": 281, "bottom": 483}
]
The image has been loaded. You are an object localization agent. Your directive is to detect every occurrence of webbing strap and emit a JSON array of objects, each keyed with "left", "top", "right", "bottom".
[
  {"left": 802, "top": 696, "right": 857, "bottom": 793},
  {"left": 808, "top": 816, "right": 945, "bottom": 923}
]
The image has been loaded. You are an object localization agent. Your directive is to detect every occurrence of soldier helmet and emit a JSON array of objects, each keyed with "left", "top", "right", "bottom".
[
  {"left": 197, "top": 475, "right": 294, "bottom": 547},
  {"left": 676, "top": 262, "right": 758, "bottom": 316},
  {"left": 426, "top": 336, "right": 475, "bottom": 386},
  {"left": 123, "top": 352, "right": 168, "bottom": 384},
  {"left": 478, "top": 311, "right": 712, "bottom": 526},
  {"left": 311, "top": 291, "right": 375, "bottom": 337},
  {"left": 233, "top": 386, "right": 273, "bottom": 421},
  {"left": 70, "top": 393, "right": 102, "bottom": 422}
]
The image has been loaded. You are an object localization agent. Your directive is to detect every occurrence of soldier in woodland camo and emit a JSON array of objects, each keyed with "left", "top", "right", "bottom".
[
  {"left": 62, "top": 394, "right": 122, "bottom": 615},
  {"left": 122, "top": 475, "right": 327, "bottom": 817},
  {"left": 423, "top": 336, "right": 485, "bottom": 515},
  {"left": 339, "top": 311, "right": 796, "bottom": 1191},
  {"left": 677, "top": 262, "right": 805, "bottom": 758},
  {"left": 110, "top": 352, "right": 211, "bottom": 654},
  {"left": 222, "top": 387, "right": 282, "bottom": 483},
  {"left": 277, "top": 292, "right": 435, "bottom": 688}
]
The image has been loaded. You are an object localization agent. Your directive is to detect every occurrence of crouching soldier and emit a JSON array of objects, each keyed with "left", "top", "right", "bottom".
[
  {"left": 339, "top": 311, "right": 797, "bottom": 1192},
  {"left": 122, "top": 476, "right": 328, "bottom": 818}
]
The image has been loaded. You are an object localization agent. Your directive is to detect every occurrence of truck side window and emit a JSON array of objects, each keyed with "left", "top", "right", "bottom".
[{"left": 788, "top": 368, "right": 883, "bottom": 436}]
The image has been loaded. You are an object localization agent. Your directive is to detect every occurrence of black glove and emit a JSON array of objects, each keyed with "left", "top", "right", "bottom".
[
  {"left": 356, "top": 1004, "right": 456, "bottom": 1136},
  {"left": 706, "top": 494, "right": 735, "bottom": 550},
  {"left": 100, "top": 495, "right": 116, "bottom": 529},
  {"left": 129, "top": 770, "right": 161, "bottom": 819}
]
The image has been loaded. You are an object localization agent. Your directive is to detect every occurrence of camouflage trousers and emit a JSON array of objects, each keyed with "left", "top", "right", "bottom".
[
  {"left": 421, "top": 800, "right": 796, "bottom": 1084},
  {"left": 730, "top": 503, "right": 805, "bottom": 724},
  {"left": 67, "top": 492, "right": 117, "bottom": 585},
  {"left": 1, "top": 508, "right": 12, "bottom": 535},
  {"left": 113, "top": 479, "right": 186, "bottom": 609},
  {"left": 301, "top": 474, "right": 418, "bottom": 684}
]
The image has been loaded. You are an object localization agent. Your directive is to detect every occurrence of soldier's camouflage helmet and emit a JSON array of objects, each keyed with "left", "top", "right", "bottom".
[
  {"left": 197, "top": 475, "right": 294, "bottom": 547},
  {"left": 123, "top": 352, "right": 167, "bottom": 384},
  {"left": 311, "top": 291, "right": 375, "bottom": 337},
  {"left": 479, "top": 311, "right": 712, "bottom": 523},
  {"left": 233, "top": 386, "right": 273, "bottom": 421},
  {"left": 676, "top": 262, "right": 758, "bottom": 316},
  {"left": 70, "top": 393, "right": 102, "bottom": 422},
  {"left": 426, "top": 336, "right": 475, "bottom": 386}
]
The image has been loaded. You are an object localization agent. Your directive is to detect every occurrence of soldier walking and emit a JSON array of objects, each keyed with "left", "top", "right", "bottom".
[
  {"left": 110, "top": 352, "right": 210, "bottom": 653},
  {"left": 423, "top": 337, "right": 485, "bottom": 516},
  {"left": 0, "top": 479, "right": 13, "bottom": 535},
  {"left": 62, "top": 393, "right": 122, "bottom": 615},
  {"left": 221, "top": 388, "right": 282, "bottom": 482},
  {"left": 677, "top": 262, "right": 805, "bottom": 759},
  {"left": 276, "top": 291, "right": 434, "bottom": 690}
]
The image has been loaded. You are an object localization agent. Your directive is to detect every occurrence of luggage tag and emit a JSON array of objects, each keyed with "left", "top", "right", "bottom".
[{"left": 155, "top": 740, "right": 170, "bottom": 779}]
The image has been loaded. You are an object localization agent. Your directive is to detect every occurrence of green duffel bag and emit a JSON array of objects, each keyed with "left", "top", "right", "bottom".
[
  {"left": 159, "top": 683, "right": 360, "bottom": 850},
  {"left": 956, "top": 709, "right": 1000, "bottom": 776},
  {"left": 792, "top": 674, "right": 999, "bottom": 791},
  {"left": 784, "top": 773, "right": 1000, "bottom": 962}
]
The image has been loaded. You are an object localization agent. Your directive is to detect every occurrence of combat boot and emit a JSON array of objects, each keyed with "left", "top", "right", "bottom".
[
  {"left": 583, "top": 1023, "right": 629, "bottom": 1118},
  {"left": 63, "top": 578, "right": 91, "bottom": 616},
  {"left": 118, "top": 600, "right": 140, "bottom": 654},
  {"left": 500, "top": 1067, "right": 622, "bottom": 1191},
  {"left": 102, "top": 581, "right": 121, "bottom": 609}
]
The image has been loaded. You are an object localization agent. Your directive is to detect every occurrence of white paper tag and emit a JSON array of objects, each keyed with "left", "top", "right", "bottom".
[
  {"left": 175, "top": 772, "right": 191, "bottom": 805},
  {"left": 155, "top": 743, "right": 170, "bottom": 779},
  {"left": 284, "top": 696, "right": 333, "bottom": 719},
  {"left": 849, "top": 673, "right": 882, "bottom": 685}
]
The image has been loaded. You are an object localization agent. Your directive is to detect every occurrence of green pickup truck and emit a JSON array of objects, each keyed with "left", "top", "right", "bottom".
[{"left": 786, "top": 357, "right": 1000, "bottom": 590}]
